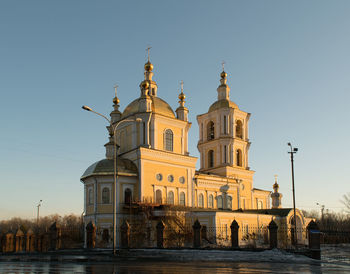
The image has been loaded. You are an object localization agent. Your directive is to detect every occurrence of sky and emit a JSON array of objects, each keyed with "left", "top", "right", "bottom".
[{"left": 0, "top": 0, "right": 349, "bottom": 220}]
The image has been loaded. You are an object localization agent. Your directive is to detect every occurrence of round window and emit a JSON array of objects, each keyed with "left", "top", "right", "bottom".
[
  {"left": 168, "top": 175, "right": 174, "bottom": 182},
  {"left": 179, "top": 176, "right": 185, "bottom": 184},
  {"left": 156, "top": 173, "right": 163, "bottom": 181}
]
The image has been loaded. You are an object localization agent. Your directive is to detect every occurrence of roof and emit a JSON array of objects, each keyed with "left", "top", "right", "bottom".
[
  {"left": 208, "top": 99, "right": 238, "bottom": 113},
  {"left": 122, "top": 96, "right": 175, "bottom": 118},
  {"left": 233, "top": 208, "right": 293, "bottom": 217},
  {"left": 81, "top": 158, "right": 138, "bottom": 180}
]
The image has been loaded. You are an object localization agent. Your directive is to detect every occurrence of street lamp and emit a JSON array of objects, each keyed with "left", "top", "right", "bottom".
[
  {"left": 287, "top": 142, "right": 298, "bottom": 248},
  {"left": 37, "top": 200, "right": 42, "bottom": 227},
  {"left": 82, "top": 105, "right": 141, "bottom": 255},
  {"left": 316, "top": 203, "right": 325, "bottom": 225}
]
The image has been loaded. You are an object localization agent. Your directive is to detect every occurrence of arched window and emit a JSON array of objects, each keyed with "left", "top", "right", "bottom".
[
  {"left": 208, "top": 150, "right": 214, "bottom": 168},
  {"left": 223, "top": 115, "right": 227, "bottom": 134},
  {"left": 156, "top": 189, "right": 162, "bottom": 204},
  {"left": 227, "top": 196, "right": 232, "bottom": 209},
  {"left": 258, "top": 200, "right": 263, "bottom": 209},
  {"left": 217, "top": 195, "right": 223, "bottom": 209},
  {"left": 168, "top": 191, "right": 174, "bottom": 205},
  {"left": 102, "top": 187, "right": 110, "bottom": 204},
  {"left": 208, "top": 194, "right": 214, "bottom": 208},
  {"left": 124, "top": 188, "right": 132, "bottom": 204},
  {"left": 164, "top": 129, "right": 173, "bottom": 151},
  {"left": 88, "top": 189, "right": 93, "bottom": 205},
  {"left": 207, "top": 121, "right": 215, "bottom": 140},
  {"left": 236, "top": 149, "right": 242, "bottom": 167},
  {"left": 179, "top": 192, "right": 185, "bottom": 206},
  {"left": 236, "top": 120, "right": 243, "bottom": 139},
  {"left": 198, "top": 193, "right": 204, "bottom": 208}
]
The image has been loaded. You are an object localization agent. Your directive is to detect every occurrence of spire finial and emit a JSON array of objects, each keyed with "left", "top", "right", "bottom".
[
  {"left": 113, "top": 84, "right": 120, "bottom": 105},
  {"left": 178, "top": 80, "right": 186, "bottom": 106},
  {"left": 146, "top": 46, "right": 152, "bottom": 62},
  {"left": 114, "top": 84, "right": 118, "bottom": 98},
  {"left": 274, "top": 174, "right": 278, "bottom": 183},
  {"left": 222, "top": 60, "right": 225, "bottom": 72}
]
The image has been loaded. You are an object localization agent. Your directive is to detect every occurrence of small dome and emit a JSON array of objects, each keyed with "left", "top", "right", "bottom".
[
  {"left": 122, "top": 96, "right": 175, "bottom": 119},
  {"left": 178, "top": 92, "right": 186, "bottom": 101},
  {"left": 144, "top": 61, "right": 153, "bottom": 71},
  {"left": 81, "top": 158, "right": 138, "bottom": 179},
  {"left": 208, "top": 99, "right": 238, "bottom": 113},
  {"left": 113, "top": 97, "right": 120, "bottom": 104},
  {"left": 221, "top": 71, "right": 227, "bottom": 78}
]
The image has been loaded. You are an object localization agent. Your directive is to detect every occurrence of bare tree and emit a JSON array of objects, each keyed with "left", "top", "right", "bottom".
[{"left": 341, "top": 193, "right": 350, "bottom": 214}]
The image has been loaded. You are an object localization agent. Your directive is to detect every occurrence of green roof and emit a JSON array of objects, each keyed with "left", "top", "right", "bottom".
[
  {"left": 81, "top": 158, "right": 138, "bottom": 180},
  {"left": 233, "top": 208, "right": 293, "bottom": 217}
]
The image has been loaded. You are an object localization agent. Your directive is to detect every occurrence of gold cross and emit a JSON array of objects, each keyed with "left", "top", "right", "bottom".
[
  {"left": 114, "top": 84, "right": 118, "bottom": 98},
  {"left": 180, "top": 80, "right": 184, "bottom": 92},
  {"left": 222, "top": 60, "right": 225, "bottom": 71},
  {"left": 146, "top": 46, "right": 152, "bottom": 62},
  {"left": 274, "top": 174, "right": 278, "bottom": 182}
]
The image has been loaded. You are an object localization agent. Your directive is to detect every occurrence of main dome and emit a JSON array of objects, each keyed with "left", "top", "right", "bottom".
[{"left": 122, "top": 96, "right": 175, "bottom": 118}]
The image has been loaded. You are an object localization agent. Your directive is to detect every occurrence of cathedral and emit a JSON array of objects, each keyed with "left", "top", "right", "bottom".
[{"left": 81, "top": 56, "right": 311, "bottom": 248}]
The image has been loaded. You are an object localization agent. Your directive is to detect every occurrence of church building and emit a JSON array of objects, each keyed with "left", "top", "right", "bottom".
[{"left": 81, "top": 56, "right": 311, "bottom": 248}]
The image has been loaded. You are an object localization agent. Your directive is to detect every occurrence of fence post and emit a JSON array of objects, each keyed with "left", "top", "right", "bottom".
[
  {"left": 268, "top": 220, "right": 278, "bottom": 249},
  {"left": 120, "top": 220, "right": 130, "bottom": 249},
  {"left": 193, "top": 220, "right": 201, "bottom": 248},
  {"left": 307, "top": 220, "right": 321, "bottom": 260},
  {"left": 86, "top": 222, "right": 96, "bottom": 249},
  {"left": 156, "top": 220, "right": 165, "bottom": 248},
  {"left": 49, "top": 222, "right": 61, "bottom": 251},
  {"left": 230, "top": 220, "right": 240, "bottom": 248},
  {"left": 5, "top": 230, "right": 14, "bottom": 253},
  {"left": 15, "top": 228, "right": 25, "bottom": 252}
]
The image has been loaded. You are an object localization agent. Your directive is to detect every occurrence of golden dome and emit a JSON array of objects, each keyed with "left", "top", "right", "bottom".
[
  {"left": 122, "top": 97, "right": 175, "bottom": 119},
  {"left": 208, "top": 99, "right": 238, "bottom": 112},
  {"left": 221, "top": 71, "right": 227, "bottom": 78},
  {"left": 144, "top": 61, "right": 153, "bottom": 71},
  {"left": 141, "top": 80, "right": 150, "bottom": 90},
  {"left": 178, "top": 92, "right": 186, "bottom": 101}
]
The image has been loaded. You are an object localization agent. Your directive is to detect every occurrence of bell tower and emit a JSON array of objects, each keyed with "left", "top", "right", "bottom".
[{"left": 196, "top": 67, "right": 252, "bottom": 178}]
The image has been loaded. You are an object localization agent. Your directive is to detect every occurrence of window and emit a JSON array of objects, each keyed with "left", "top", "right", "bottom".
[
  {"left": 258, "top": 200, "right": 263, "bottom": 209},
  {"left": 179, "top": 192, "right": 185, "bottom": 206},
  {"left": 227, "top": 196, "right": 232, "bottom": 209},
  {"left": 223, "top": 115, "right": 227, "bottom": 134},
  {"left": 102, "top": 229, "right": 109, "bottom": 243},
  {"left": 102, "top": 187, "right": 110, "bottom": 204},
  {"left": 88, "top": 189, "right": 93, "bottom": 205},
  {"left": 124, "top": 188, "right": 132, "bottom": 204},
  {"left": 217, "top": 195, "right": 223, "bottom": 209},
  {"left": 168, "top": 191, "right": 174, "bottom": 205},
  {"left": 236, "top": 149, "right": 242, "bottom": 167},
  {"left": 156, "top": 190, "right": 162, "bottom": 204},
  {"left": 198, "top": 193, "right": 204, "bottom": 208},
  {"left": 224, "top": 145, "right": 227, "bottom": 163},
  {"left": 236, "top": 120, "right": 243, "bottom": 139},
  {"left": 208, "top": 194, "right": 214, "bottom": 208},
  {"left": 207, "top": 121, "right": 215, "bottom": 140},
  {"left": 208, "top": 150, "right": 214, "bottom": 168},
  {"left": 164, "top": 129, "right": 173, "bottom": 151}
]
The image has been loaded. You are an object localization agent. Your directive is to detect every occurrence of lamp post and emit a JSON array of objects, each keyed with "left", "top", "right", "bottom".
[
  {"left": 316, "top": 203, "right": 325, "bottom": 225},
  {"left": 288, "top": 142, "right": 298, "bottom": 247},
  {"left": 82, "top": 105, "right": 141, "bottom": 255},
  {"left": 37, "top": 200, "right": 42, "bottom": 227}
]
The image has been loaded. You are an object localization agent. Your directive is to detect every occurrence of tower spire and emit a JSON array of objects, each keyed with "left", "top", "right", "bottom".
[
  {"left": 176, "top": 80, "right": 188, "bottom": 122},
  {"left": 217, "top": 62, "right": 230, "bottom": 100}
]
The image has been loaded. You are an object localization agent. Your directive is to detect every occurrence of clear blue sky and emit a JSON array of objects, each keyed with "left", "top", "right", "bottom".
[{"left": 1, "top": 0, "right": 349, "bottom": 219}]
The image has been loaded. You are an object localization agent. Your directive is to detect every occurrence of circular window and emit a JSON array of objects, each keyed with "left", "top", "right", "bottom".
[
  {"left": 179, "top": 176, "right": 185, "bottom": 184},
  {"left": 168, "top": 175, "right": 174, "bottom": 182},
  {"left": 156, "top": 173, "right": 163, "bottom": 181}
]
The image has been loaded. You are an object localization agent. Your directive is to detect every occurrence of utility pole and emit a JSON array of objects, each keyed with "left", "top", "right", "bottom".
[{"left": 288, "top": 143, "right": 298, "bottom": 248}]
